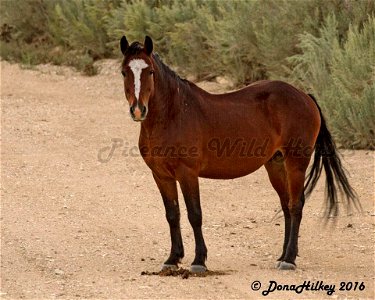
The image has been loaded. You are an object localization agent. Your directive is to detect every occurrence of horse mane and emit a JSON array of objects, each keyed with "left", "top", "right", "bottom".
[
  {"left": 122, "top": 42, "right": 143, "bottom": 58},
  {"left": 152, "top": 53, "right": 189, "bottom": 86}
]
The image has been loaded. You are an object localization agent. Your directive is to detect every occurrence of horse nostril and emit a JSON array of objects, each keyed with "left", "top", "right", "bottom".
[{"left": 141, "top": 106, "right": 147, "bottom": 115}]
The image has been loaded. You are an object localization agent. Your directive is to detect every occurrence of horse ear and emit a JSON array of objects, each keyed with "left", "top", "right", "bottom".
[
  {"left": 120, "top": 36, "right": 129, "bottom": 55},
  {"left": 144, "top": 36, "right": 153, "bottom": 56}
]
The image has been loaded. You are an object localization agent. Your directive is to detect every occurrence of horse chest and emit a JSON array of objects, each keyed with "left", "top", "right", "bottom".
[{"left": 139, "top": 136, "right": 178, "bottom": 176}]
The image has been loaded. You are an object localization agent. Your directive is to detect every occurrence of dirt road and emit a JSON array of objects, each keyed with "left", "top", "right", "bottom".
[{"left": 1, "top": 60, "right": 374, "bottom": 299}]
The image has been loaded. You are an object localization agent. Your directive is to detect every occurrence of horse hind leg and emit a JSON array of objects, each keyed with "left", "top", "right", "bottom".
[
  {"left": 277, "top": 154, "right": 310, "bottom": 270},
  {"left": 265, "top": 152, "right": 291, "bottom": 267}
]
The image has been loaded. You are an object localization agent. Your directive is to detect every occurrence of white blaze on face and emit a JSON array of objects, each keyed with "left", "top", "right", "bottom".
[{"left": 128, "top": 59, "right": 149, "bottom": 100}]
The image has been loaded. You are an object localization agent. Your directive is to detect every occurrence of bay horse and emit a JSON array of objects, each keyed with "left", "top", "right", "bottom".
[{"left": 119, "top": 36, "right": 358, "bottom": 272}]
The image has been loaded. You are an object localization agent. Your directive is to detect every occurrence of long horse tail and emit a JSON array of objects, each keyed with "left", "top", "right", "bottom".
[{"left": 304, "top": 94, "right": 360, "bottom": 216}]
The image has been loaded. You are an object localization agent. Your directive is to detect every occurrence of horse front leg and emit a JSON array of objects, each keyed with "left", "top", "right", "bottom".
[
  {"left": 178, "top": 172, "right": 207, "bottom": 273},
  {"left": 152, "top": 173, "right": 184, "bottom": 270}
]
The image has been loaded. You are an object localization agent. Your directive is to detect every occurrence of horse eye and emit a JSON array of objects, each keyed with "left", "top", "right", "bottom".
[
  {"left": 121, "top": 71, "right": 126, "bottom": 77},
  {"left": 150, "top": 70, "right": 154, "bottom": 75}
]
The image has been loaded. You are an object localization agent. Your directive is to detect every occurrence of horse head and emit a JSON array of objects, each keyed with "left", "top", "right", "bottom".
[{"left": 120, "top": 36, "right": 155, "bottom": 122}]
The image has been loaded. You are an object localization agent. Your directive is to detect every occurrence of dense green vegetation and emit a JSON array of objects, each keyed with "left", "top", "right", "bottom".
[{"left": 1, "top": 0, "right": 374, "bottom": 148}]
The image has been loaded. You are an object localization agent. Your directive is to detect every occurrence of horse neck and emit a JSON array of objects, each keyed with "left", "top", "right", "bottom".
[{"left": 141, "top": 64, "right": 197, "bottom": 133}]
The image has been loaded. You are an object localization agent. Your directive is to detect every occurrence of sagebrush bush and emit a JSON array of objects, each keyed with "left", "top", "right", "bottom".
[
  {"left": 0, "top": 0, "right": 51, "bottom": 44},
  {"left": 48, "top": 0, "right": 114, "bottom": 59},
  {"left": 289, "top": 15, "right": 375, "bottom": 149},
  {"left": 0, "top": 0, "right": 118, "bottom": 75}
]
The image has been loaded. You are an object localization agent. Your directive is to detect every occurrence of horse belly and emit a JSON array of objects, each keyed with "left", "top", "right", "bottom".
[
  {"left": 197, "top": 131, "right": 277, "bottom": 179},
  {"left": 198, "top": 156, "right": 270, "bottom": 179}
]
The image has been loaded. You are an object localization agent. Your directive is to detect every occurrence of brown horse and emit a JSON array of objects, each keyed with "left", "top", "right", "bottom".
[{"left": 119, "top": 36, "right": 358, "bottom": 272}]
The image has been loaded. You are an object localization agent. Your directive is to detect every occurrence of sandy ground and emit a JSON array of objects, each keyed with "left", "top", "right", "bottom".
[{"left": 1, "top": 60, "right": 374, "bottom": 299}]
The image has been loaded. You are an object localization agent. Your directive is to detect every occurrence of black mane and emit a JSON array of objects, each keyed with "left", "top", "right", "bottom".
[
  {"left": 124, "top": 41, "right": 143, "bottom": 56},
  {"left": 121, "top": 42, "right": 144, "bottom": 68},
  {"left": 152, "top": 53, "right": 188, "bottom": 85}
]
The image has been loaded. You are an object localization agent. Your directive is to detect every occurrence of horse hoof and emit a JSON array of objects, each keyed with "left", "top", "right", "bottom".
[
  {"left": 161, "top": 264, "right": 178, "bottom": 271},
  {"left": 190, "top": 265, "right": 207, "bottom": 273},
  {"left": 275, "top": 261, "right": 282, "bottom": 269},
  {"left": 278, "top": 261, "right": 296, "bottom": 270}
]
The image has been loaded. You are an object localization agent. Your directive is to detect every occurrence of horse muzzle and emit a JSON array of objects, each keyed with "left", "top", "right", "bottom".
[{"left": 130, "top": 103, "right": 148, "bottom": 122}]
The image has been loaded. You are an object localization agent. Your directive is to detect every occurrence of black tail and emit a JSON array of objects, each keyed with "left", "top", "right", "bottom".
[{"left": 304, "top": 94, "right": 360, "bottom": 216}]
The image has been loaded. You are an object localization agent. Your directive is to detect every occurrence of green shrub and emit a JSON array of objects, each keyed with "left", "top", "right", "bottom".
[
  {"left": 0, "top": 0, "right": 53, "bottom": 65},
  {"left": 0, "top": 0, "right": 115, "bottom": 74},
  {"left": 105, "top": 0, "right": 217, "bottom": 79},
  {"left": 48, "top": 0, "right": 117, "bottom": 59},
  {"left": 0, "top": 0, "right": 51, "bottom": 44},
  {"left": 289, "top": 15, "right": 375, "bottom": 149}
]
